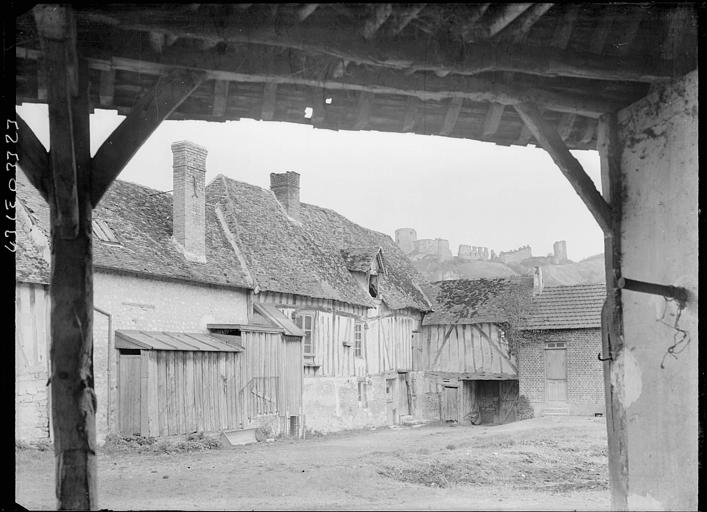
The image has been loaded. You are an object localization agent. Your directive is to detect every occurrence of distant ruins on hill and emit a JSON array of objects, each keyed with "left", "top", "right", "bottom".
[{"left": 394, "top": 228, "right": 570, "bottom": 266}]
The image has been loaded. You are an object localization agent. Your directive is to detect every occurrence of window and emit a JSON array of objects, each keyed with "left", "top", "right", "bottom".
[
  {"left": 354, "top": 322, "right": 363, "bottom": 358},
  {"left": 368, "top": 273, "right": 379, "bottom": 298},
  {"left": 545, "top": 341, "right": 566, "bottom": 350},
  {"left": 92, "top": 218, "right": 120, "bottom": 244},
  {"left": 294, "top": 313, "right": 314, "bottom": 355},
  {"left": 357, "top": 381, "right": 368, "bottom": 408}
]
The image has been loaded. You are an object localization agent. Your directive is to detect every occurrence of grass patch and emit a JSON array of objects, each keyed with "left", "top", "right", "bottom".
[
  {"left": 374, "top": 431, "right": 608, "bottom": 494},
  {"left": 102, "top": 432, "right": 221, "bottom": 454}
]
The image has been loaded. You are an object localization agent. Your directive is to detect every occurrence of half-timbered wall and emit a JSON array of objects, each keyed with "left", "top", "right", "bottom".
[
  {"left": 257, "top": 291, "right": 422, "bottom": 432},
  {"left": 415, "top": 323, "right": 517, "bottom": 377}
]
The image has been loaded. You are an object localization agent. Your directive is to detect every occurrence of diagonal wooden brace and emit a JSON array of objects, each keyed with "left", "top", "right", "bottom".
[
  {"left": 514, "top": 102, "right": 613, "bottom": 233},
  {"left": 91, "top": 69, "right": 206, "bottom": 206}
]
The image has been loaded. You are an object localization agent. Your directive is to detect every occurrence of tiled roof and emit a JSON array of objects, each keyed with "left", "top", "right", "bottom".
[
  {"left": 422, "top": 278, "right": 532, "bottom": 326},
  {"left": 15, "top": 170, "right": 252, "bottom": 289},
  {"left": 340, "top": 246, "right": 381, "bottom": 273},
  {"left": 209, "top": 175, "right": 431, "bottom": 311},
  {"left": 520, "top": 284, "right": 606, "bottom": 330},
  {"left": 299, "top": 202, "right": 431, "bottom": 311},
  {"left": 16, "top": 169, "right": 431, "bottom": 312}
]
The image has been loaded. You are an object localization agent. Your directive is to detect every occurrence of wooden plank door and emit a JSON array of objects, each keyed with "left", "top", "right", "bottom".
[
  {"left": 499, "top": 380, "right": 519, "bottom": 424},
  {"left": 385, "top": 378, "right": 396, "bottom": 424},
  {"left": 545, "top": 342, "right": 568, "bottom": 405},
  {"left": 119, "top": 353, "right": 142, "bottom": 435},
  {"left": 442, "top": 386, "right": 458, "bottom": 421}
]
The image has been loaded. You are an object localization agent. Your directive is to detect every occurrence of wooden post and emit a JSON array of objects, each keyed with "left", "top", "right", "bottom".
[
  {"left": 597, "top": 112, "right": 628, "bottom": 510},
  {"left": 34, "top": 5, "right": 97, "bottom": 509}
]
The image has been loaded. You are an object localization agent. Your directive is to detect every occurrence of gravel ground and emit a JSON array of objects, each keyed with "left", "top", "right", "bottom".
[{"left": 16, "top": 416, "right": 610, "bottom": 511}]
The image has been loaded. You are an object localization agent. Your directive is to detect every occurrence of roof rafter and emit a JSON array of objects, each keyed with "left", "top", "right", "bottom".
[{"left": 74, "top": 9, "right": 675, "bottom": 82}]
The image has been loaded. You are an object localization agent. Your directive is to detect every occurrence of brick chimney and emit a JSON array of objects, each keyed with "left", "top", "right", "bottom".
[
  {"left": 270, "top": 171, "right": 301, "bottom": 221},
  {"left": 533, "top": 266, "right": 544, "bottom": 296},
  {"left": 171, "top": 141, "right": 207, "bottom": 262}
]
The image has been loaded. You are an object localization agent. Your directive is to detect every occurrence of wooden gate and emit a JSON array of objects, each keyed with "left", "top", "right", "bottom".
[{"left": 118, "top": 353, "right": 141, "bottom": 435}]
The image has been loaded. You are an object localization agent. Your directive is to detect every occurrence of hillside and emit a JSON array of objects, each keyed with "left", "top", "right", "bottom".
[{"left": 412, "top": 253, "right": 605, "bottom": 286}]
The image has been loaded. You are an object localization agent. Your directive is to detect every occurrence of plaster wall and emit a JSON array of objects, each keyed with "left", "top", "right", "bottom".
[
  {"left": 92, "top": 271, "right": 249, "bottom": 442},
  {"left": 616, "top": 70, "right": 697, "bottom": 510}
]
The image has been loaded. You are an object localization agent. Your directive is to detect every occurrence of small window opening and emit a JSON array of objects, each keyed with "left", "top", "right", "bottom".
[
  {"left": 368, "top": 273, "right": 379, "bottom": 298},
  {"left": 92, "top": 219, "right": 120, "bottom": 244},
  {"left": 354, "top": 322, "right": 364, "bottom": 358},
  {"left": 358, "top": 381, "right": 368, "bottom": 408},
  {"left": 304, "top": 106, "right": 313, "bottom": 119},
  {"left": 295, "top": 313, "right": 314, "bottom": 355}
]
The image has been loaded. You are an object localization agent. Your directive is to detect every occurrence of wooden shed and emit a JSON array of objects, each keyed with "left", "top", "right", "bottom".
[
  {"left": 115, "top": 303, "right": 304, "bottom": 438},
  {"left": 115, "top": 330, "right": 245, "bottom": 437},
  {"left": 417, "top": 278, "right": 532, "bottom": 425}
]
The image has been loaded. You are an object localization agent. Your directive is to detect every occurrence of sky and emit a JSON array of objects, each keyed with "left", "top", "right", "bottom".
[{"left": 17, "top": 103, "right": 605, "bottom": 261}]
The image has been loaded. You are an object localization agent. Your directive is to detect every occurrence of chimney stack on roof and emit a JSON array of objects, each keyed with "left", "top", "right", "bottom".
[
  {"left": 171, "top": 140, "right": 207, "bottom": 262},
  {"left": 270, "top": 171, "right": 301, "bottom": 221},
  {"left": 533, "top": 266, "right": 544, "bottom": 296}
]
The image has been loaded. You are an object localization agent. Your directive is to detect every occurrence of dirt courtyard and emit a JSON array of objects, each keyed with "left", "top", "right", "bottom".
[{"left": 16, "top": 416, "right": 609, "bottom": 511}]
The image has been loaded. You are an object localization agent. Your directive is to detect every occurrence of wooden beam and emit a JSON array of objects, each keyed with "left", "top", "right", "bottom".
[
  {"left": 390, "top": 4, "right": 426, "bottom": 35},
  {"left": 557, "top": 113, "right": 577, "bottom": 141},
  {"left": 579, "top": 119, "right": 595, "bottom": 144},
  {"left": 456, "top": 3, "right": 490, "bottom": 40},
  {"left": 514, "top": 102, "right": 612, "bottom": 233},
  {"left": 261, "top": 82, "right": 277, "bottom": 121},
  {"left": 495, "top": 3, "right": 554, "bottom": 42},
  {"left": 469, "top": 3, "right": 533, "bottom": 40},
  {"left": 91, "top": 70, "right": 206, "bottom": 206},
  {"left": 148, "top": 31, "right": 165, "bottom": 54},
  {"left": 75, "top": 9, "right": 675, "bottom": 82},
  {"left": 310, "top": 88, "right": 326, "bottom": 127},
  {"left": 482, "top": 103, "right": 505, "bottom": 137},
  {"left": 36, "top": 65, "right": 47, "bottom": 101},
  {"left": 98, "top": 69, "right": 115, "bottom": 106},
  {"left": 515, "top": 124, "right": 534, "bottom": 146},
  {"left": 212, "top": 79, "right": 229, "bottom": 117},
  {"left": 36, "top": 8, "right": 79, "bottom": 239},
  {"left": 402, "top": 96, "right": 419, "bottom": 132},
  {"left": 353, "top": 91, "right": 373, "bottom": 130},
  {"left": 16, "top": 114, "right": 50, "bottom": 202},
  {"left": 34, "top": 5, "right": 97, "bottom": 509},
  {"left": 589, "top": 12, "right": 614, "bottom": 54},
  {"left": 661, "top": 5, "right": 691, "bottom": 61},
  {"left": 432, "top": 324, "right": 457, "bottom": 367},
  {"left": 362, "top": 4, "right": 393, "bottom": 40},
  {"left": 297, "top": 4, "right": 319, "bottom": 22},
  {"left": 597, "top": 112, "right": 628, "bottom": 510},
  {"left": 550, "top": 4, "right": 580, "bottom": 48},
  {"left": 469, "top": 324, "right": 518, "bottom": 374},
  {"left": 440, "top": 97, "right": 463, "bottom": 136},
  {"left": 17, "top": 42, "right": 623, "bottom": 117},
  {"left": 613, "top": 7, "right": 644, "bottom": 56}
]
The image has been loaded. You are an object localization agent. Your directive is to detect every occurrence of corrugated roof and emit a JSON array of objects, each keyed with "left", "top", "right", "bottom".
[
  {"left": 15, "top": 170, "right": 253, "bottom": 289},
  {"left": 115, "top": 330, "right": 244, "bottom": 352},
  {"left": 520, "top": 284, "right": 606, "bottom": 330},
  {"left": 422, "top": 278, "right": 532, "bottom": 326}
]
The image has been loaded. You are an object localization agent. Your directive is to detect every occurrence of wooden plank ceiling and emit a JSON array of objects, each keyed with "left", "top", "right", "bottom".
[{"left": 15, "top": 3, "right": 697, "bottom": 150}]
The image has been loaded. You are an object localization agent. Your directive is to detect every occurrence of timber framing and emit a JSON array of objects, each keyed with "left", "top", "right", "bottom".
[{"left": 514, "top": 102, "right": 612, "bottom": 233}]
